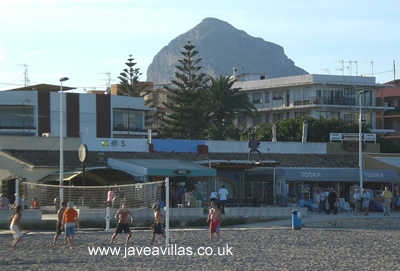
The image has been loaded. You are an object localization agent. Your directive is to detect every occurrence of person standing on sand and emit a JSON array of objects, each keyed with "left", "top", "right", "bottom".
[
  {"left": 110, "top": 203, "right": 134, "bottom": 244},
  {"left": 218, "top": 185, "right": 228, "bottom": 215},
  {"left": 361, "top": 188, "right": 371, "bottom": 216},
  {"left": 353, "top": 189, "right": 361, "bottom": 216},
  {"left": 61, "top": 202, "right": 80, "bottom": 249},
  {"left": 326, "top": 188, "right": 338, "bottom": 215},
  {"left": 9, "top": 205, "right": 23, "bottom": 249},
  {"left": 382, "top": 186, "right": 393, "bottom": 216},
  {"left": 150, "top": 203, "right": 166, "bottom": 244},
  {"left": 53, "top": 201, "right": 67, "bottom": 246},
  {"left": 206, "top": 200, "right": 221, "bottom": 242}
]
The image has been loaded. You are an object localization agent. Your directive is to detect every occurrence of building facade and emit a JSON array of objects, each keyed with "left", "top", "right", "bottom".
[
  {"left": 233, "top": 74, "right": 392, "bottom": 129},
  {"left": 376, "top": 79, "right": 400, "bottom": 142},
  {"left": 0, "top": 86, "right": 156, "bottom": 139}
]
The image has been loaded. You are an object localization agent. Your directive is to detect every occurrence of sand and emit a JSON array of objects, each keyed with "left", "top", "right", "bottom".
[{"left": 0, "top": 225, "right": 399, "bottom": 271}]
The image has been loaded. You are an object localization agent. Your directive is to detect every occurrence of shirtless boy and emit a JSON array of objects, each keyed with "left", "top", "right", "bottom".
[
  {"left": 206, "top": 200, "right": 221, "bottom": 241},
  {"left": 53, "top": 201, "right": 67, "bottom": 246},
  {"left": 150, "top": 203, "right": 166, "bottom": 244},
  {"left": 110, "top": 203, "right": 134, "bottom": 244}
]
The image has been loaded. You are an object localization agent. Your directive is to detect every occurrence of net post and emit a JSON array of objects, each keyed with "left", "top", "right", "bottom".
[
  {"left": 105, "top": 207, "right": 110, "bottom": 231},
  {"left": 15, "top": 179, "right": 19, "bottom": 205},
  {"left": 165, "top": 177, "right": 170, "bottom": 247}
]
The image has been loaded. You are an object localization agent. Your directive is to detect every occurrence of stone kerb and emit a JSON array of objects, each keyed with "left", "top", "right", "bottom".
[
  {"left": 304, "top": 218, "right": 400, "bottom": 228},
  {"left": 75, "top": 207, "right": 204, "bottom": 220},
  {"left": 224, "top": 207, "right": 308, "bottom": 218}
]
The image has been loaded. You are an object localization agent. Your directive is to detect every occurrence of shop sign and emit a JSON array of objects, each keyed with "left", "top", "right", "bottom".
[
  {"left": 174, "top": 169, "right": 191, "bottom": 175},
  {"left": 300, "top": 171, "right": 322, "bottom": 178},
  {"left": 363, "top": 172, "right": 384, "bottom": 178}
]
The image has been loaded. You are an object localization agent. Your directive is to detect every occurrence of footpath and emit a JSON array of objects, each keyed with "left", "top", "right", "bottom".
[{"left": 231, "top": 210, "right": 400, "bottom": 229}]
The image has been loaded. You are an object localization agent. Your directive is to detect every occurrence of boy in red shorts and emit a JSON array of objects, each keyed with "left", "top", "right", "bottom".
[{"left": 206, "top": 200, "right": 221, "bottom": 241}]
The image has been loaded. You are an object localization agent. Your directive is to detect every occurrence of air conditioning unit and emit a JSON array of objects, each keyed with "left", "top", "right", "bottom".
[{"left": 42, "top": 133, "right": 51, "bottom": 137}]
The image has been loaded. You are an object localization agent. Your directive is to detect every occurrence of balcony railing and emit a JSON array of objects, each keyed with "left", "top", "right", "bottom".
[
  {"left": 293, "top": 96, "right": 356, "bottom": 106},
  {"left": 384, "top": 106, "right": 400, "bottom": 116},
  {"left": 0, "top": 119, "right": 35, "bottom": 129}
]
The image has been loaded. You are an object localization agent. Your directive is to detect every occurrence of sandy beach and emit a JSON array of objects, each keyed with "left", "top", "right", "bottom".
[{"left": 1, "top": 223, "right": 399, "bottom": 271}]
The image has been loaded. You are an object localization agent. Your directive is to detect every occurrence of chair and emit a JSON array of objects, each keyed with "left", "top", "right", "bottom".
[
  {"left": 343, "top": 202, "right": 353, "bottom": 212},
  {"left": 226, "top": 198, "right": 232, "bottom": 208}
]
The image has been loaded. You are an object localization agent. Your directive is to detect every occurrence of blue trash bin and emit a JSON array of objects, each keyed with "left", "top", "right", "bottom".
[{"left": 292, "top": 210, "right": 302, "bottom": 230}]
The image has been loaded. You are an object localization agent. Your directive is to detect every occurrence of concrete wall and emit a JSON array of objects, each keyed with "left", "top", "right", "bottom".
[
  {"left": 0, "top": 136, "right": 81, "bottom": 151},
  {"left": 75, "top": 207, "right": 307, "bottom": 221},
  {"left": 0, "top": 209, "right": 43, "bottom": 223},
  {"left": 327, "top": 142, "right": 380, "bottom": 154},
  {"left": 206, "top": 141, "right": 327, "bottom": 154}
]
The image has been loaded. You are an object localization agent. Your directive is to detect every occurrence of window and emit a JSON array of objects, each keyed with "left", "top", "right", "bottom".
[
  {"left": 252, "top": 93, "right": 262, "bottom": 104},
  {"left": 344, "top": 114, "right": 355, "bottom": 123},
  {"left": 0, "top": 106, "right": 35, "bottom": 129},
  {"left": 253, "top": 115, "right": 262, "bottom": 126},
  {"left": 384, "top": 120, "right": 393, "bottom": 129},
  {"left": 273, "top": 91, "right": 283, "bottom": 100},
  {"left": 273, "top": 113, "right": 285, "bottom": 122},
  {"left": 264, "top": 92, "right": 270, "bottom": 103},
  {"left": 237, "top": 115, "right": 247, "bottom": 128},
  {"left": 113, "top": 109, "right": 143, "bottom": 131},
  {"left": 316, "top": 111, "right": 339, "bottom": 119},
  {"left": 295, "top": 111, "right": 310, "bottom": 118}
]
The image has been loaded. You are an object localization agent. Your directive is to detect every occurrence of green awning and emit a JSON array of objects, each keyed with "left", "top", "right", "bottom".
[{"left": 108, "top": 159, "right": 216, "bottom": 177}]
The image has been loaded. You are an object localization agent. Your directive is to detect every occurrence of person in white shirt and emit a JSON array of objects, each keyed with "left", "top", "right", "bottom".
[
  {"left": 210, "top": 191, "right": 218, "bottom": 203},
  {"left": 353, "top": 189, "right": 361, "bottom": 216},
  {"left": 218, "top": 185, "right": 229, "bottom": 214},
  {"left": 361, "top": 188, "right": 371, "bottom": 216}
]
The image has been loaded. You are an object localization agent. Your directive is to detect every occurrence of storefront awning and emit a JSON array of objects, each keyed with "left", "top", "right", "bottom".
[
  {"left": 279, "top": 168, "right": 400, "bottom": 183},
  {"left": 108, "top": 159, "right": 217, "bottom": 177}
]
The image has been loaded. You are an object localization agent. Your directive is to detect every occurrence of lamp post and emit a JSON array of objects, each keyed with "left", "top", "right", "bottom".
[
  {"left": 59, "top": 77, "right": 69, "bottom": 208},
  {"left": 358, "top": 90, "right": 368, "bottom": 190}
]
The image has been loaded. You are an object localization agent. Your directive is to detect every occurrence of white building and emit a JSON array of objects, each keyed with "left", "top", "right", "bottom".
[
  {"left": 0, "top": 84, "right": 156, "bottom": 138},
  {"left": 233, "top": 74, "right": 392, "bottom": 130}
]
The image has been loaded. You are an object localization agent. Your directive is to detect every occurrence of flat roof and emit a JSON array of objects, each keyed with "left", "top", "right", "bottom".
[
  {"left": 234, "top": 74, "right": 389, "bottom": 91},
  {"left": 7, "top": 84, "right": 76, "bottom": 92}
]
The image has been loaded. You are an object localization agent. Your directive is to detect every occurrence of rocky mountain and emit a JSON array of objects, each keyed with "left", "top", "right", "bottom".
[{"left": 146, "top": 17, "right": 308, "bottom": 85}]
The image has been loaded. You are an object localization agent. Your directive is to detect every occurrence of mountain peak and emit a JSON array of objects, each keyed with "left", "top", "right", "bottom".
[{"left": 146, "top": 18, "right": 308, "bottom": 84}]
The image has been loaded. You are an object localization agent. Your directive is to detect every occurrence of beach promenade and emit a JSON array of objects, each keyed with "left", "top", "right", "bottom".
[{"left": 0, "top": 211, "right": 399, "bottom": 270}]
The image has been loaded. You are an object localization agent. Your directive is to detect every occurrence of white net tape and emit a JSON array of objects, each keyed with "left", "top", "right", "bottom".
[{"left": 21, "top": 181, "right": 163, "bottom": 211}]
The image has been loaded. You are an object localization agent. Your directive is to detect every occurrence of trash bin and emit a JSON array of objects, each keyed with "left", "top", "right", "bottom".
[{"left": 292, "top": 210, "right": 302, "bottom": 230}]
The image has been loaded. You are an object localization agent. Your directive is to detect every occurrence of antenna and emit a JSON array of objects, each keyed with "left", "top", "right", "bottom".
[
  {"left": 320, "top": 68, "right": 330, "bottom": 75},
  {"left": 335, "top": 59, "right": 344, "bottom": 75},
  {"left": 364, "top": 60, "right": 374, "bottom": 77},
  {"left": 97, "top": 71, "right": 112, "bottom": 88},
  {"left": 16, "top": 63, "right": 30, "bottom": 87},
  {"left": 353, "top": 60, "right": 358, "bottom": 76}
]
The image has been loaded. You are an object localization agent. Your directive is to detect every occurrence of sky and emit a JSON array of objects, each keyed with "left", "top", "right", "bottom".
[{"left": 0, "top": 0, "right": 399, "bottom": 92}]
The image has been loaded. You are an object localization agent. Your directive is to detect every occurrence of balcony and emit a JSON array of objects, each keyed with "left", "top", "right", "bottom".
[
  {"left": 384, "top": 106, "right": 400, "bottom": 116},
  {"left": 292, "top": 96, "right": 356, "bottom": 106}
]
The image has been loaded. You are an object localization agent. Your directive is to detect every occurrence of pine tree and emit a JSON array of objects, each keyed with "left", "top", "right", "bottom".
[{"left": 159, "top": 42, "right": 209, "bottom": 139}]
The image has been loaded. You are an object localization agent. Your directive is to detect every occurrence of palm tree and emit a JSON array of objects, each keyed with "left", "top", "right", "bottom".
[{"left": 205, "top": 75, "right": 256, "bottom": 139}]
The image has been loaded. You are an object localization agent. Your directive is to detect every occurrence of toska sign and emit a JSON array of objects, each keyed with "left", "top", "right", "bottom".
[{"left": 174, "top": 169, "right": 191, "bottom": 175}]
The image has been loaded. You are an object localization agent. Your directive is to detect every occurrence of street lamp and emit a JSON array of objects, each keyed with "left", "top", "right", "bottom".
[
  {"left": 59, "top": 77, "right": 69, "bottom": 208},
  {"left": 358, "top": 90, "right": 368, "bottom": 190}
]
